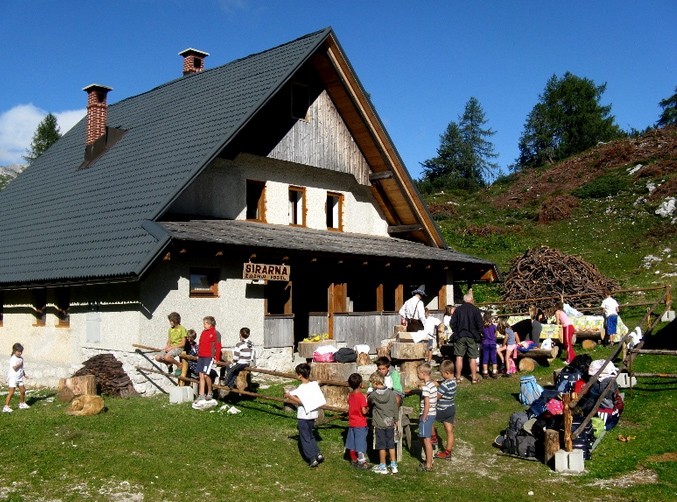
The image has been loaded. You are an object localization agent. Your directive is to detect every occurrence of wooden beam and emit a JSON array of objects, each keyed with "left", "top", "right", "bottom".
[
  {"left": 388, "top": 224, "right": 424, "bottom": 233},
  {"left": 376, "top": 283, "right": 384, "bottom": 311},
  {"left": 369, "top": 171, "right": 394, "bottom": 181}
]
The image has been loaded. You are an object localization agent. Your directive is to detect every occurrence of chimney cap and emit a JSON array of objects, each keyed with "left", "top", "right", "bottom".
[
  {"left": 179, "top": 48, "right": 209, "bottom": 58},
  {"left": 82, "top": 83, "right": 113, "bottom": 93}
]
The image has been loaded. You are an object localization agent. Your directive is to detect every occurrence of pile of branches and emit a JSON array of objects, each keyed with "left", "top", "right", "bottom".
[
  {"left": 502, "top": 246, "right": 618, "bottom": 313},
  {"left": 73, "top": 354, "right": 138, "bottom": 398}
]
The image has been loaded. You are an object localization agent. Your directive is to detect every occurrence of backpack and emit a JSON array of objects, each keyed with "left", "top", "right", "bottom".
[
  {"left": 500, "top": 411, "right": 537, "bottom": 458},
  {"left": 571, "top": 415, "right": 594, "bottom": 460},
  {"left": 519, "top": 375, "right": 544, "bottom": 406},
  {"left": 555, "top": 366, "right": 584, "bottom": 393},
  {"left": 334, "top": 347, "right": 357, "bottom": 363}
]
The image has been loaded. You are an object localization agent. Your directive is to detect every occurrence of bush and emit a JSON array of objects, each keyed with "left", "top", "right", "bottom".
[{"left": 572, "top": 175, "right": 629, "bottom": 199}]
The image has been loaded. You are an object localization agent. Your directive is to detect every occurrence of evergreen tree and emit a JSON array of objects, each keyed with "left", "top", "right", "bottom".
[
  {"left": 657, "top": 86, "right": 677, "bottom": 127},
  {"left": 517, "top": 72, "right": 622, "bottom": 169},
  {"left": 420, "top": 97, "right": 497, "bottom": 189},
  {"left": 24, "top": 113, "right": 61, "bottom": 163}
]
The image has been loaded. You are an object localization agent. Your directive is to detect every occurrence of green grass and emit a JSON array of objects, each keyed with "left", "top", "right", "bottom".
[{"left": 2, "top": 346, "right": 676, "bottom": 502}]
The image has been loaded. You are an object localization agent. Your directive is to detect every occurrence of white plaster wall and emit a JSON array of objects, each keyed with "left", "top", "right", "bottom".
[{"left": 170, "top": 155, "right": 389, "bottom": 236}]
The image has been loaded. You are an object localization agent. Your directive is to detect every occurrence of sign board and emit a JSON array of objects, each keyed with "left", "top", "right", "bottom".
[{"left": 243, "top": 262, "right": 290, "bottom": 281}]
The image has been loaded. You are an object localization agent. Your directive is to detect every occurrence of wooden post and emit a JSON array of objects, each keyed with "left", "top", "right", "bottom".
[
  {"left": 180, "top": 352, "right": 188, "bottom": 387},
  {"left": 376, "top": 283, "right": 384, "bottom": 312},
  {"left": 544, "top": 429, "right": 560, "bottom": 467},
  {"left": 562, "top": 393, "right": 573, "bottom": 452},
  {"left": 395, "top": 283, "right": 404, "bottom": 311}
]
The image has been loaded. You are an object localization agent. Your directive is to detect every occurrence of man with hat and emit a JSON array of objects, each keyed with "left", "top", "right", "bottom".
[{"left": 399, "top": 285, "right": 427, "bottom": 332}]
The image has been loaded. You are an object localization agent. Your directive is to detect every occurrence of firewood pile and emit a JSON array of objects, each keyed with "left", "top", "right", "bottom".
[
  {"left": 72, "top": 354, "right": 139, "bottom": 398},
  {"left": 502, "top": 246, "right": 618, "bottom": 312}
]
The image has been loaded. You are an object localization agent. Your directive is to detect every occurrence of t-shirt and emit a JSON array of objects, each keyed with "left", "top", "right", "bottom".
[
  {"left": 197, "top": 327, "right": 222, "bottom": 359},
  {"left": 347, "top": 391, "right": 368, "bottom": 428},
  {"left": 556, "top": 310, "right": 571, "bottom": 327},
  {"left": 233, "top": 339, "right": 254, "bottom": 365},
  {"left": 505, "top": 327, "right": 516, "bottom": 346},
  {"left": 420, "top": 380, "right": 437, "bottom": 416},
  {"left": 168, "top": 324, "right": 187, "bottom": 347},
  {"left": 290, "top": 381, "right": 324, "bottom": 420},
  {"left": 601, "top": 297, "right": 619, "bottom": 317},
  {"left": 7, "top": 354, "right": 24, "bottom": 380},
  {"left": 482, "top": 324, "right": 497, "bottom": 344},
  {"left": 437, "top": 378, "right": 457, "bottom": 411}
]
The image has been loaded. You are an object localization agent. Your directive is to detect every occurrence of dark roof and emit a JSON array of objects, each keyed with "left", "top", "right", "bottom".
[
  {"left": 0, "top": 29, "right": 332, "bottom": 287},
  {"left": 161, "top": 219, "right": 494, "bottom": 266}
]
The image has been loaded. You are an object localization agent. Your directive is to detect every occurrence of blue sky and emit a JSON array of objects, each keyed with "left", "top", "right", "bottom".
[{"left": 1, "top": 0, "right": 675, "bottom": 180}]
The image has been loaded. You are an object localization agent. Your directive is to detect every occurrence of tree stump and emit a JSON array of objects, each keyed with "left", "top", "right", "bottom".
[
  {"left": 321, "top": 384, "right": 350, "bottom": 410},
  {"left": 298, "top": 340, "right": 335, "bottom": 359},
  {"left": 545, "top": 429, "right": 560, "bottom": 467},
  {"left": 310, "top": 362, "right": 357, "bottom": 383},
  {"left": 582, "top": 339, "right": 597, "bottom": 350},
  {"left": 58, "top": 375, "right": 96, "bottom": 396},
  {"left": 391, "top": 342, "right": 427, "bottom": 360},
  {"left": 399, "top": 361, "right": 424, "bottom": 390},
  {"left": 235, "top": 370, "right": 250, "bottom": 391},
  {"left": 518, "top": 357, "right": 537, "bottom": 373},
  {"left": 356, "top": 352, "right": 372, "bottom": 366},
  {"left": 377, "top": 347, "right": 391, "bottom": 358}
]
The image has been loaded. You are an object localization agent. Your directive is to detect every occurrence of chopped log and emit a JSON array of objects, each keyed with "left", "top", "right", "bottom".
[
  {"left": 399, "top": 361, "right": 423, "bottom": 390},
  {"left": 357, "top": 352, "right": 372, "bottom": 366},
  {"left": 321, "top": 384, "right": 351, "bottom": 409},
  {"left": 56, "top": 387, "right": 75, "bottom": 403},
  {"left": 582, "top": 340, "right": 597, "bottom": 350},
  {"left": 391, "top": 342, "right": 427, "bottom": 360},
  {"left": 310, "top": 362, "right": 357, "bottom": 383},
  {"left": 545, "top": 429, "right": 560, "bottom": 467},
  {"left": 518, "top": 357, "right": 537, "bottom": 373},
  {"left": 377, "top": 347, "right": 391, "bottom": 358},
  {"left": 58, "top": 375, "right": 97, "bottom": 396},
  {"left": 393, "top": 324, "right": 406, "bottom": 336},
  {"left": 235, "top": 370, "right": 250, "bottom": 391},
  {"left": 73, "top": 354, "right": 138, "bottom": 398}
]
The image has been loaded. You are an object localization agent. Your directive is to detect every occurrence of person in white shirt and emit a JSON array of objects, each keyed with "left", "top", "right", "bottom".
[
  {"left": 399, "top": 286, "right": 427, "bottom": 332},
  {"left": 4, "top": 342, "right": 30, "bottom": 413},
  {"left": 423, "top": 308, "right": 442, "bottom": 362},
  {"left": 601, "top": 290, "right": 620, "bottom": 344}
]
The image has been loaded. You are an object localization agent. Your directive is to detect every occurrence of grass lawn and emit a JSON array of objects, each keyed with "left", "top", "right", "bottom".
[{"left": 1, "top": 342, "right": 675, "bottom": 502}]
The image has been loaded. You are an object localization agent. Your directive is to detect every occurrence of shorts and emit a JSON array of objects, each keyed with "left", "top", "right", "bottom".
[
  {"left": 196, "top": 357, "right": 214, "bottom": 375},
  {"left": 605, "top": 314, "right": 618, "bottom": 335},
  {"left": 160, "top": 347, "right": 183, "bottom": 358},
  {"left": 375, "top": 427, "right": 395, "bottom": 450},
  {"left": 453, "top": 336, "right": 479, "bottom": 358},
  {"left": 418, "top": 414, "right": 436, "bottom": 438},
  {"left": 435, "top": 406, "right": 456, "bottom": 424},
  {"left": 346, "top": 426, "right": 368, "bottom": 453},
  {"left": 7, "top": 376, "right": 24, "bottom": 388}
]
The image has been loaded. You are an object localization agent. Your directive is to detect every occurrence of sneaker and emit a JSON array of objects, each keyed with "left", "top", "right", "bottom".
[
  {"left": 309, "top": 459, "right": 320, "bottom": 468},
  {"left": 316, "top": 454, "right": 325, "bottom": 464},
  {"left": 417, "top": 463, "right": 433, "bottom": 472},
  {"left": 389, "top": 462, "right": 399, "bottom": 474},
  {"left": 434, "top": 449, "right": 452, "bottom": 460},
  {"left": 355, "top": 462, "right": 369, "bottom": 470},
  {"left": 192, "top": 396, "right": 206, "bottom": 409},
  {"left": 174, "top": 369, "right": 182, "bottom": 376},
  {"left": 18, "top": 402, "right": 30, "bottom": 410},
  {"left": 371, "top": 464, "right": 388, "bottom": 475},
  {"left": 2, "top": 406, "right": 12, "bottom": 413}
]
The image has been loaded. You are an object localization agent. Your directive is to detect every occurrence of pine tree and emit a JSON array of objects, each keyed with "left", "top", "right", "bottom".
[
  {"left": 24, "top": 113, "right": 61, "bottom": 163},
  {"left": 657, "top": 86, "right": 677, "bottom": 127},
  {"left": 420, "top": 97, "right": 497, "bottom": 190},
  {"left": 517, "top": 72, "right": 623, "bottom": 169}
]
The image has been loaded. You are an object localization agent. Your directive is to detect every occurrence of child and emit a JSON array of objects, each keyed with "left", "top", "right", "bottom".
[
  {"left": 373, "top": 356, "right": 404, "bottom": 404},
  {"left": 184, "top": 329, "right": 198, "bottom": 378},
  {"left": 192, "top": 316, "right": 222, "bottom": 409},
  {"left": 224, "top": 327, "right": 254, "bottom": 389},
  {"left": 345, "top": 373, "right": 369, "bottom": 469},
  {"left": 367, "top": 371, "right": 399, "bottom": 474},
  {"left": 284, "top": 363, "right": 326, "bottom": 467},
  {"left": 423, "top": 308, "right": 441, "bottom": 362},
  {"left": 4, "top": 343, "right": 29, "bottom": 413},
  {"left": 497, "top": 318, "right": 519, "bottom": 376},
  {"left": 601, "top": 290, "right": 620, "bottom": 345},
  {"left": 434, "top": 359, "right": 457, "bottom": 460},
  {"left": 155, "top": 312, "right": 187, "bottom": 376},
  {"left": 481, "top": 312, "right": 499, "bottom": 378},
  {"left": 556, "top": 301, "right": 576, "bottom": 364},
  {"left": 417, "top": 362, "right": 437, "bottom": 471}
]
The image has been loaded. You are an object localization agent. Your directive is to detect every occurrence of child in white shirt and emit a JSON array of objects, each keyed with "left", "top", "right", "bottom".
[{"left": 4, "top": 342, "right": 30, "bottom": 413}]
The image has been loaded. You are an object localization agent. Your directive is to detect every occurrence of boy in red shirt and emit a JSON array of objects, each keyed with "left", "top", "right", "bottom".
[
  {"left": 345, "top": 373, "right": 369, "bottom": 469},
  {"left": 192, "top": 316, "right": 222, "bottom": 409}
]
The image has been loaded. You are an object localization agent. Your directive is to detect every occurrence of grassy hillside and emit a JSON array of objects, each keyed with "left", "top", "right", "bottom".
[{"left": 424, "top": 127, "right": 677, "bottom": 309}]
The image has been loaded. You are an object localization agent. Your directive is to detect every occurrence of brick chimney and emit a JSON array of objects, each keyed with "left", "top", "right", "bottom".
[
  {"left": 179, "top": 48, "right": 209, "bottom": 76},
  {"left": 82, "top": 84, "right": 112, "bottom": 145}
]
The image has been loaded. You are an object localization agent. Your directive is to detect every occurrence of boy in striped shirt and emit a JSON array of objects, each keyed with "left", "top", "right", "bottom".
[
  {"left": 434, "top": 359, "right": 457, "bottom": 460},
  {"left": 417, "top": 362, "right": 437, "bottom": 472},
  {"left": 224, "top": 327, "right": 254, "bottom": 389}
]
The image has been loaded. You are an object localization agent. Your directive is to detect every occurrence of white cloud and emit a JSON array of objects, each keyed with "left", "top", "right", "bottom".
[{"left": 0, "top": 104, "right": 85, "bottom": 165}]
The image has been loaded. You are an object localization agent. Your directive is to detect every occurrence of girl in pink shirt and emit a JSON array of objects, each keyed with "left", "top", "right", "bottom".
[{"left": 556, "top": 302, "right": 576, "bottom": 364}]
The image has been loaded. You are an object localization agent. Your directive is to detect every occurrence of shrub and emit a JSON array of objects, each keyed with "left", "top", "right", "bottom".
[{"left": 572, "top": 175, "right": 629, "bottom": 199}]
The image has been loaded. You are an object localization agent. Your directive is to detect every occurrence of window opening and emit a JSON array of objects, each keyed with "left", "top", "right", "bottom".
[
  {"left": 246, "top": 180, "right": 266, "bottom": 221},
  {"left": 326, "top": 192, "right": 343, "bottom": 230},
  {"left": 289, "top": 186, "right": 306, "bottom": 226}
]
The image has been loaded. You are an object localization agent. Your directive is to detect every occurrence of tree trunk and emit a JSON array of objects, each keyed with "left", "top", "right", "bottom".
[
  {"left": 321, "top": 384, "right": 350, "bottom": 410},
  {"left": 310, "top": 362, "right": 357, "bottom": 383},
  {"left": 399, "top": 361, "right": 423, "bottom": 390},
  {"left": 391, "top": 342, "right": 427, "bottom": 360},
  {"left": 58, "top": 375, "right": 96, "bottom": 396}
]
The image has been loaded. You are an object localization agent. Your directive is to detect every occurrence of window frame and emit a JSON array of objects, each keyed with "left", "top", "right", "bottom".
[
  {"left": 326, "top": 192, "right": 344, "bottom": 231},
  {"left": 246, "top": 179, "right": 266, "bottom": 222},
  {"left": 288, "top": 186, "right": 306, "bottom": 227},
  {"left": 189, "top": 268, "right": 220, "bottom": 298}
]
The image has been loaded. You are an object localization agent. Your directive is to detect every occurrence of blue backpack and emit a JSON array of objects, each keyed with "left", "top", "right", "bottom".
[{"left": 519, "top": 375, "right": 544, "bottom": 406}]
